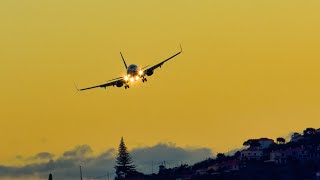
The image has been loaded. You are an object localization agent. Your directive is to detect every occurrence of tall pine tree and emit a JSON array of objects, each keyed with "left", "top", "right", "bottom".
[{"left": 115, "top": 137, "right": 136, "bottom": 178}]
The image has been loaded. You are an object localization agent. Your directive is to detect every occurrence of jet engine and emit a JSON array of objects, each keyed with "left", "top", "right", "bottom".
[
  {"left": 116, "top": 80, "right": 124, "bottom": 87},
  {"left": 145, "top": 70, "right": 154, "bottom": 76}
]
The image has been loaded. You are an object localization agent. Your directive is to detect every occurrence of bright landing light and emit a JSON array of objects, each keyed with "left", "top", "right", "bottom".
[
  {"left": 139, "top": 70, "right": 143, "bottom": 75},
  {"left": 124, "top": 76, "right": 129, "bottom": 81},
  {"left": 130, "top": 77, "right": 134, "bottom": 82},
  {"left": 135, "top": 76, "right": 139, "bottom": 80}
]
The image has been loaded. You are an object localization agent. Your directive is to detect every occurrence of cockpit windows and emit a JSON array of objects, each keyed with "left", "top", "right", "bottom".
[{"left": 128, "top": 64, "right": 138, "bottom": 69}]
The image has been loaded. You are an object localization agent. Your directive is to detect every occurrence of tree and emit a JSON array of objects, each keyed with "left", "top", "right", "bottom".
[
  {"left": 276, "top": 137, "right": 286, "bottom": 144},
  {"left": 234, "top": 151, "right": 241, "bottom": 158},
  {"left": 216, "top": 153, "right": 226, "bottom": 161},
  {"left": 243, "top": 140, "right": 250, "bottom": 147},
  {"left": 291, "top": 132, "right": 301, "bottom": 142},
  {"left": 115, "top": 137, "right": 136, "bottom": 179},
  {"left": 303, "top": 128, "right": 316, "bottom": 136},
  {"left": 292, "top": 132, "right": 301, "bottom": 138},
  {"left": 250, "top": 140, "right": 261, "bottom": 148},
  {"left": 243, "top": 139, "right": 261, "bottom": 148}
]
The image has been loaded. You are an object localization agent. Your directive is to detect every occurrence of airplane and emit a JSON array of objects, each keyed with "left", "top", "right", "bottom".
[{"left": 76, "top": 45, "right": 182, "bottom": 91}]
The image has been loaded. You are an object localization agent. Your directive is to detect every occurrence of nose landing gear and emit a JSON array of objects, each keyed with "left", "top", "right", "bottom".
[{"left": 124, "top": 85, "right": 130, "bottom": 89}]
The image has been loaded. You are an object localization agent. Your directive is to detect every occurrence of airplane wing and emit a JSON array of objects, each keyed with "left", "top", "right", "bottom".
[
  {"left": 142, "top": 45, "right": 182, "bottom": 74},
  {"left": 77, "top": 77, "right": 123, "bottom": 91}
]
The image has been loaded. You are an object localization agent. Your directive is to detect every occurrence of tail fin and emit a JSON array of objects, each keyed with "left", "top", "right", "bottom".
[{"left": 120, "top": 52, "right": 128, "bottom": 70}]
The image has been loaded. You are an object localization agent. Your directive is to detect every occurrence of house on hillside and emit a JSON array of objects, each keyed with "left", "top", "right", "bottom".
[
  {"left": 207, "top": 164, "right": 219, "bottom": 172},
  {"left": 270, "top": 150, "right": 287, "bottom": 164},
  {"left": 195, "top": 169, "right": 208, "bottom": 176},
  {"left": 208, "top": 159, "right": 240, "bottom": 172},
  {"left": 240, "top": 148, "right": 263, "bottom": 161},
  {"left": 270, "top": 146, "right": 313, "bottom": 164}
]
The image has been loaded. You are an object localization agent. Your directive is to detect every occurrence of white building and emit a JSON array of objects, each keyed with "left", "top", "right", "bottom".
[
  {"left": 241, "top": 148, "right": 263, "bottom": 161},
  {"left": 270, "top": 146, "right": 310, "bottom": 164},
  {"left": 270, "top": 150, "right": 287, "bottom": 164}
]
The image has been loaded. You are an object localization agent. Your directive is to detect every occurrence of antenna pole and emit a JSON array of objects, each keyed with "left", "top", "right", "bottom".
[
  {"left": 80, "top": 166, "right": 83, "bottom": 180},
  {"left": 152, "top": 161, "right": 154, "bottom": 174}
]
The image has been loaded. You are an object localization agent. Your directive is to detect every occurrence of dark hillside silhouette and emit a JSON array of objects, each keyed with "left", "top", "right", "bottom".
[{"left": 117, "top": 127, "right": 320, "bottom": 180}]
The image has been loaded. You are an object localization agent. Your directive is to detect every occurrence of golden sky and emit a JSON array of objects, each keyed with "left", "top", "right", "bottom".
[{"left": 1, "top": 0, "right": 320, "bottom": 165}]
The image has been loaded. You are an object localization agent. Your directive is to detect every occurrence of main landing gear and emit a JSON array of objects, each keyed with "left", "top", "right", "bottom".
[{"left": 142, "top": 77, "right": 147, "bottom": 83}]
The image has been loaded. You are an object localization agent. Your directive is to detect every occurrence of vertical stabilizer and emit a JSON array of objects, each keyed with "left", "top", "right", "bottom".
[{"left": 120, "top": 52, "right": 128, "bottom": 70}]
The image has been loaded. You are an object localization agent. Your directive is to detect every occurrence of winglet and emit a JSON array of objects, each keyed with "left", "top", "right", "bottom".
[
  {"left": 73, "top": 82, "right": 80, "bottom": 92},
  {"left": 179, "top": 44, "right": 183, "bottom": 53}
]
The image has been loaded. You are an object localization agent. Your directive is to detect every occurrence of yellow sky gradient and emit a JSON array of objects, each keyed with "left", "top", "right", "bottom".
[{"left": 1, "top": 0, "right": 320, "bottom": 165}]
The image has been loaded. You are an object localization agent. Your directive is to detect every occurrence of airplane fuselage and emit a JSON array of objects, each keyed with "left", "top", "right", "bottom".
[
  {"left": 127, "top": 64, "right": 139, "bottom": 77},
  {"left": 124, "top": 64, "right": 145, "bottom": 83}
]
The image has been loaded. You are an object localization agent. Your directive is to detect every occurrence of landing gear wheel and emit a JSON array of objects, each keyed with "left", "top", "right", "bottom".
[{"left": 142, "top": 78, "right": 147, "bottom": 83}]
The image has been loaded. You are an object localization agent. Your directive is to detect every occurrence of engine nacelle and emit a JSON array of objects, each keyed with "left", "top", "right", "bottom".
[
  {"left": 116, "top": 80, "right": 124, "bottom": 87},
  {"left": 145, "top": 70, "right": 154, "bottom": 76}
]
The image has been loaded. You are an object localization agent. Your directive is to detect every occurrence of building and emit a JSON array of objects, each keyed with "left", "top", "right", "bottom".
[
  {"left": 241, "top": 148, "right": 263, "bottom": 161},
  {"left": 222, "top": 159, "right": 240, "bottom": 171},
  {"left": 316, "top": 171, "right": 320, "bottom": 180},
  {"left": 195, "top": 169, "right": 208, "bottom": 176},
  {"left": 207, "top": 164, "right": 219, "bottom": 172},
  {"left": 270, "top": 150, "right": 288, "bottom": 164},
  {"left": 270, "top": 146, "right": 311, "bottom": 164},
  {"left": 208, "top": 159, "right": 240, "bottom": 172}
]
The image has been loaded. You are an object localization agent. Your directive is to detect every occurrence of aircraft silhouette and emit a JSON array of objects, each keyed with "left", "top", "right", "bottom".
[{"left": 76, "top": 45, "right": 182, "bottom": 91}]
